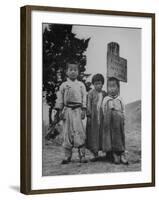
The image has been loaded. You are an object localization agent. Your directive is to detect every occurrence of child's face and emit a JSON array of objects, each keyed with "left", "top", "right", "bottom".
[
  {"left": 107, "top": 80, "right": 119, "bottom": 96},
  {"left": 94, "top": 81, "right": 103, "bottom": 92},
  {"left": 66, "top": 64, "right": 79, "bottom": 80}
]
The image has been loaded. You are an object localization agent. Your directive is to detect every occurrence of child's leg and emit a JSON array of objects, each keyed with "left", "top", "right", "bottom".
[
  {"left": 112, "top": 151, "right": 120, "bottom": 164},
  {"left": 105, "top": 151, "right": 113, "bottom": 162},
  {"left": 78, "top": 146, "right": 87, "bottom": 163},
  {"left": 61, "top": 147, "right": 72, "bottom": 164},
  {"left": 90, "top": 151, "right": 98, "bottom": 162}
]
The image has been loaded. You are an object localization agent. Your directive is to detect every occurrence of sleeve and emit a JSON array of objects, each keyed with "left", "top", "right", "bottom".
[
  {"left": 120, "top": 97, "right": 126, "bottom": 119},
  {"left": 102, "top": 97, "right": 106, "bottom": 114},
  {"left": 81, "top": 83, "right": 87, "bottom": 109},
  {"left": 86, "top": 91, "right": 92, "bottom": 117},
  {"left": 54, "top": 83, "right": 65, "bottom": 110},
  {"left": 102, "top": 96, "right": 109, "bottom": 114},
  {"left": 103, "top": 90, "right": 108, "bottom": 98}
]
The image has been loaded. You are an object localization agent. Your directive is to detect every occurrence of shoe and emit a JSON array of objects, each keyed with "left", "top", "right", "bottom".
[
  {"left": 90, "top": 152, "right": 98, "bottom": 162},
  {"left": 105, "top": 152, "right": 113, "bottom": 162},
  {"left": 80, "top": 157, "right": 88, "bottom": 163},
  {"left": 61, "top": 158, "right": 71, "bottom": 164},
  {"left": 113, "top": 153, "right": 120, "bottom": 164},
  {"left": 120, "top": 153, "right": 129, "bottom": 165},
  {"left": 90, "top": 157, "right": 98, "bottom": 162}
]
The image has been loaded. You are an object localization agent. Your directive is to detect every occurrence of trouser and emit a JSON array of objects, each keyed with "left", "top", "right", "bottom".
[
  {"left": 113, "top": 151, "right": 124, "bottom": 155},
  {"left": 64, "top": 145, "right": 86, "bottom": 160}
]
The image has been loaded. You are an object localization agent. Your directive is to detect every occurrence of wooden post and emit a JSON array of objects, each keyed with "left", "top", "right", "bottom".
[
  {"left": 107, "top": 42, "right": 120, "bottom": 57},
  {"left": 107, "top": 42, "right": 127, "bottom": 83}
]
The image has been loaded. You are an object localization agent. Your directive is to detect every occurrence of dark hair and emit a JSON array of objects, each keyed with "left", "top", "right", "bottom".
[
  {"left": 66, "top": 61, "right": 79, "bottom": 71},
  {"left": 92, "top": 74, "right": 105, "bottom": 85},
  {"left": 107, "top": 77, "right": 120, "bottom": 88}
]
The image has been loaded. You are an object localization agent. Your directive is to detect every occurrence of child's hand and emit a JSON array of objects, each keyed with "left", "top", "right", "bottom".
[
  {"left": 123, "top": 118, "right": 125, "bottom": 126},
  {"left": 87, "top": 116, "right": 91, "bottom": 124},
  {"left": 81, "top": 109, "right": 86, "bottom": 120},
  {"left": 59, "top": 111, "right": 65, "bottom": 120}
]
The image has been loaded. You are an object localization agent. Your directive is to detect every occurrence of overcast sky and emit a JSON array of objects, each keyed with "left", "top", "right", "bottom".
[{"left": 72, "top": 25, "right": 141, "bottom": 104}]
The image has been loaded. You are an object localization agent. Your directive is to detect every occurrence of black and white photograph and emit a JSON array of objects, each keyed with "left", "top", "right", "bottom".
[
  {"left": 42, "top": 23, "right": 141, "bottom": 176},
  {"left": 20, "top": 6, "right": 155, "bottom": 194}
]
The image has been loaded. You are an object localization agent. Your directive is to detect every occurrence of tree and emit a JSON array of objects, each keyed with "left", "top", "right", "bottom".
[{"left": 43, "top": 24, "right": 91, "bottom": 125}]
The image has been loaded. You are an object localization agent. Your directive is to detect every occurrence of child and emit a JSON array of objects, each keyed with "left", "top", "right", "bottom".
[
  {"left": 102, "top": 77, "right": 128, "bottom": 164},
  {"left": 86, "top": 74, "right": 107, "bottom": 161},
  {"left": 55, "top": 61, "right": 87, "bottom": 164}
]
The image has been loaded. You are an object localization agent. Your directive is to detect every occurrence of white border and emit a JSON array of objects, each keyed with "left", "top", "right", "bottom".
[{"left": 31, "top": 10, "right": 152, "bottom": 190}]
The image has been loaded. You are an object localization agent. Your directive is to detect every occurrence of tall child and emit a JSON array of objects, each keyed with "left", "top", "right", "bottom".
[
  {"left": 102, "top": 77, "right": 128, "bottom": 164},
  {"left": 55, "top": 61, "right": 87, "bottom": 164},
  {"left": 86, "top": 74, "right": 107, "bottom": 161}
]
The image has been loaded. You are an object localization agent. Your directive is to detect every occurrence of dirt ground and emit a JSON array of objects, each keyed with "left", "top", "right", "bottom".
[
  {"left": 42, "top": 128, "right": 141, "bottom": 176},
  {"left": 42, "top": 100, "right": 141, "bottom": 176}
]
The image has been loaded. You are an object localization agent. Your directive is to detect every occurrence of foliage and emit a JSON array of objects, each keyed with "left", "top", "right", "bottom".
[{"left": 43, "top": 24, "right": 91, "bottom": 110}]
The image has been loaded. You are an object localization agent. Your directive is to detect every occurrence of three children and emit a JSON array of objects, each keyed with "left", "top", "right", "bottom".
[{"left": 55, "top": 61, "right": 128, "bottom": 165}]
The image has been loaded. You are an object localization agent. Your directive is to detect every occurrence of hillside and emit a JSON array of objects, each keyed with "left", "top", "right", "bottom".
[{"left": 125, "top": 100, "right": 141, "bottom": 131}]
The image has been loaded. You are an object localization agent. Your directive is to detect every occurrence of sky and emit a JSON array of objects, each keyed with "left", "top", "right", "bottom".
[{"left": 72, "top": 25, "right": 141, "bottom": 104}]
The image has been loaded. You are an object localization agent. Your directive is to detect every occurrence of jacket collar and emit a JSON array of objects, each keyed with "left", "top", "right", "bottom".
[{"left": 67, "top": 78, "right": 78, "bottom": 83}]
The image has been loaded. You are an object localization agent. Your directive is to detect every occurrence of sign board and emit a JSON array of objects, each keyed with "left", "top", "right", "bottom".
[{"left": 107, "top": 53, "right": 127, "bottom": 82}]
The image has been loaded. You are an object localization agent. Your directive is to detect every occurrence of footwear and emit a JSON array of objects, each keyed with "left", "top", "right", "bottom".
[
  {"left": 90, "top": 152, "right": 98, "bottom": 162},
  {"left": 61, "top": 158, "right": 71, "bottom": 164},
  {"left": 113, "top": 153, "right": 120, "bottom": 164},
  {"left": 90, "top": 157, "right": 98, "bottom": 162},
  {"left": 80, "top": 157, "right": 88, "bottom": 163},
  {"left": 120, "top": 153, "right": 129, "bottom": 165},
  {"left": 78, "top": 147, "right": 87, "bottom": 163},
  {"left": 105, "top": 152, "right": 113, "bottom": 162}
]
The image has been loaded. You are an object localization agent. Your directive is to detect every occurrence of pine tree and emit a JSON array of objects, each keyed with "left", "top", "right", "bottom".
[{"left": 43, "top": 24, "right": 91, "bottom": 125}]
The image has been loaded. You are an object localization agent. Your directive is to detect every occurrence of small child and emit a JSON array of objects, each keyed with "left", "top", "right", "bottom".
[
  {"left": 55, "top": 61, "right": 87, "bottom": 164},
  {"left": 102, "top": 77, "right": 128, "bottom": 164},
  {"left": 86, "top": 74, "right": 107, "bottom": 161}
]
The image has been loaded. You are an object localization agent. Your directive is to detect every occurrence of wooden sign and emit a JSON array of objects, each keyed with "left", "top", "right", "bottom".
[{"left": 107, "top": 53, "right": 127, "bottom": 82}]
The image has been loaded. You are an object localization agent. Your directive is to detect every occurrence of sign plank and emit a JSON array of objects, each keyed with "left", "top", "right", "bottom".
[{"left": 107, "top": 53, "right": 127, "bottom": 82}]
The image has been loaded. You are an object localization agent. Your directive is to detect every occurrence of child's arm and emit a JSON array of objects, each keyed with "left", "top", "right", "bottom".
[
  {"left": 55, "top": 83, "right": 65, "bottom": 120},
  {"left": 103, "top": 90, "right": 108, "bottom": 98},
  {"left": 81, "top": 83, "right": 87, "bottom": 109},
  {"left": 120, "top": 97, "right": 126, "bottom": 122},
  {"left": 81, "top": 83, "right": 87, "bottom": 119},
  {"left": 86, "top": 91, "right": 92, "bottom": 118},
  {"left": 102, "top": 96, "right": 109, "bottom": 114}
]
